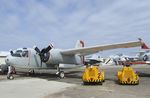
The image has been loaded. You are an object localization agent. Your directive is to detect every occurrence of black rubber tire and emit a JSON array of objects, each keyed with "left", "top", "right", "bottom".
[
  {"left": 9, "top": 75, "right": 14, "bottom": 80},
  {"left": 83, "top": 81, "right": 88, "bottom": 85},
  {"left": 98, "top": 82, "right": 103, "bottom": 85},
  {"left": 7, "top": 75, "right": 14, "bottom": 80},
  {"left": 59, "top": 71, "right": 65, "bottom": 79},
  {"left": 143, "top": 55, "right": 148, "bottom": 61},
  {"left": 28, "top": 69, "right": 35, "bottom": 76}
]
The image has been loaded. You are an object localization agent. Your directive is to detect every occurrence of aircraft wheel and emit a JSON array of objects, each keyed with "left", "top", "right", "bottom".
[
  {"left": 9, "top": 75, "right": 14, "bottom": 80},
  {"left": 143, "top": 55, "right": 148, "bottom": 61},
  {"left": 28, "top": 69, "right": 35, "bottom": 76},
  {"left": 7, "top": 75, "right": 14, "bottom": 80},
  {"left": 59, "top": 71, "right": 65, "bottom": 78}
]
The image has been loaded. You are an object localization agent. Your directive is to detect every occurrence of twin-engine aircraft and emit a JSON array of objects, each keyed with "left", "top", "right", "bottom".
[{"left": 5, "top": 40, "right": 142, "bottom": 78}]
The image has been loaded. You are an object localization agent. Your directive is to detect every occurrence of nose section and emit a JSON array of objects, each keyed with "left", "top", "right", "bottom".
[{"left": 5, "top": 55, "right": 12, "bottom": 65}]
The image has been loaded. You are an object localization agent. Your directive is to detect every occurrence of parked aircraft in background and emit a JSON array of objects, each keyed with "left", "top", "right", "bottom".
[
  {"left": 5, "top": 40, "right": 142, "bottom": 78},
  {"left": 85, "top": 54, "right": 104, "bottom": 65},
  {"left": 139, "top": 38, "right": 150, "bottom": 62},
  {"left": 110, "top": 39, "right": 150, "bottom": 65}
]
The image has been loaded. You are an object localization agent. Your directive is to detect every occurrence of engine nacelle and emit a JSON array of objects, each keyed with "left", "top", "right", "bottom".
[{"left": 45, "top": 49, "right": 83, "bottom": 65}]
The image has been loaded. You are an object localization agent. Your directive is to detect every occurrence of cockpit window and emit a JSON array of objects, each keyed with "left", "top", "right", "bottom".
[
  {"left": 11, "top": 50, "right": 28, "bottom": 57},
  {"left": 22, "top": 51, "right": 28, "bottom": 57},
  {"left": 11, "top": 50, "right": 22, "bottom": 57}
]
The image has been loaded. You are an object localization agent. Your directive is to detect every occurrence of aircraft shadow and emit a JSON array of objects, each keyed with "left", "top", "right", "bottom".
[
  {"left": 16, "top": 71, "right": 83, "bottom": 81},
  {"left": 64, "top": 71, "right": 83, "bottom": 78},
  {"left": 137, "top": 71, "right": 150, "bottom": 77}
]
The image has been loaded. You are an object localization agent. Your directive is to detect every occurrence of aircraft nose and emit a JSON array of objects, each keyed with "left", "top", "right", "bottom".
[{"left": 5, "top": 56, "right": 12, "bottom": 65}]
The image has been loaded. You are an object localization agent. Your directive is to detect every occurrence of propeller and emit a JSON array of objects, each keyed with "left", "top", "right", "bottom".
[{"left": 34, "top": 44, "right": 53, "bottom": 67}]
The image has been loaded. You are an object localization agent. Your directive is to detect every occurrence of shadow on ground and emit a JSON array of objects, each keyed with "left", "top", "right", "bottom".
[
  {"left": 137, "top": 71, "right": 150, "bottom": 77},
  {"left": 16, "top": 70, "right": 83, "bottom": 83}
]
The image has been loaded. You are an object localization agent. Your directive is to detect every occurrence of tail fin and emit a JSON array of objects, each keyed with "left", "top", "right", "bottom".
[
  {"left": 141, "top": 43, "right": 149, "bottom": 49},
  {"left": 75, "top": 40, "right": 85, "bottom": 64},
  {"left": 138, "top": 38, "right": 150, "bottom": 49},
  {"left": 75, "top": 40, "right": 84, "bottom": 48}
]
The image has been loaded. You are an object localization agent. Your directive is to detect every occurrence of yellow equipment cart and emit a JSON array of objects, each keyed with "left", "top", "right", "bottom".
[
  {"left": 118, "top": 66, "right": 139, "bottom": 85},
  {"left": 82, "top": 65, "right": 105, "bottom": 85}
]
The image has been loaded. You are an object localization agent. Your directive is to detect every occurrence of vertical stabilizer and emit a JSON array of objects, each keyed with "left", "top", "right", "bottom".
[
  {"left": 141, "top": 43, "right": 150, "bottom": 49},
  {"left": 75, "top": 40, "right": 85, "bottom": 64},
  {"left": 75, "top": 40, "right": 84, "bottom": 48},
  {"left": 139, "top": 38, "right": 150, "bottom": 49}
]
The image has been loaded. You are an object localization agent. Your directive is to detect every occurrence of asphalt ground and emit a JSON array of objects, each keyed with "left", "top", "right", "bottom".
[
  {"left": 0, "top": 64, "right": 150, "bottom": 98},
  {"left": 47, "top": 65, "right": 150, "bottom": 98}
]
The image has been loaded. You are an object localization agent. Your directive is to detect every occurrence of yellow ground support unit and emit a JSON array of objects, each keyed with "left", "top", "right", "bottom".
[
  {"left": 118, "top": 66, "right": 139, "bottom": 85},
  {"left": 82, "top": 65, "right": 105, "bottom": 85}
]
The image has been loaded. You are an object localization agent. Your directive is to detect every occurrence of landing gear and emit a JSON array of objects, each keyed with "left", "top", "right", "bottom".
[
  {"left": 59, "top": 71, "right": 65, "bottom": 78},
  {"left": 7, "top": 65, "right": 15, "bottom": 80},
  {"left": 7, "top": 75, "right": 14, "bottom": 80},
  {"left": 56, "top": 65, "right": 65, "bottom": 78},
  {"left": 28, "top": 69, "right": 35, "bottom": 76}
]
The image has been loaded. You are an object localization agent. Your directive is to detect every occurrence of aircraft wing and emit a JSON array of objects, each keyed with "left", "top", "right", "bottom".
[{"left": 61, "top": 41, "right": 142, "bottom": 56}]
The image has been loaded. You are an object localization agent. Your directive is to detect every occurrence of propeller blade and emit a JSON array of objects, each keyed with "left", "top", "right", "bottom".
[
  {"left": 34, "top": 46, "right": 41, "bottom": 54},
  {"left": 34, "top": 44, "right": 52, "bottom": 65},
  {"left": 45, "top": 45, "right": 52, "bottom": 52},
  {"left": 10, "top": 50, "right": 13, "bottom": 55},
  {"left": 41, "top": 44, "right": 53, "bottom": 53}
]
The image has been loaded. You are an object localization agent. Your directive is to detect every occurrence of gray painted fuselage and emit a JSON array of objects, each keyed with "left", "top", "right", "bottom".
[{"left": 5, "top": 48, "right": 83, "bottom": 69}]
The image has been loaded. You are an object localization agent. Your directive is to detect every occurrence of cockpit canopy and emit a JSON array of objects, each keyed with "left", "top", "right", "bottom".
[{"left": 11, "top": 48, "right": 28, "bottom": 57}]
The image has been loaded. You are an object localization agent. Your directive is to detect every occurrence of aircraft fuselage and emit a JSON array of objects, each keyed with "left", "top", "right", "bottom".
[{"left": 5, "top": 48, "right": 83, "bottom": 69}]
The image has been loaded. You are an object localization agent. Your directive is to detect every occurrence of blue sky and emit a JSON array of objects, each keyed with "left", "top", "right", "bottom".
[{"left": 0, "top": 0, "right": 150, "bottom": 56}]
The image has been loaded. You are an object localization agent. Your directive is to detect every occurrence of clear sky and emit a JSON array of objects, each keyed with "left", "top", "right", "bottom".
[{"left": 0, "top": 0, "right": 150, "bottom": 56}]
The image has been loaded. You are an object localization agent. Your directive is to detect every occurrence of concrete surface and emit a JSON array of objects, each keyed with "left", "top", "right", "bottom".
[
  {"left": 0, "top": 78, "right": 75, "bottom": 98},
  {"left": 47, "top": 65, "right": 150, "bottom": 98},
  {"left": 0, "top": 64, "right": 150, "bottom": 98}
]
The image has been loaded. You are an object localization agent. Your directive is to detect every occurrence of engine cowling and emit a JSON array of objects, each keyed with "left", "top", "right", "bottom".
[
  {"left": 45, "top": 49, "right": 64, "bottom": 65},
  {"left": 45, "top": 49, "right": 83, "bottom": 65}
]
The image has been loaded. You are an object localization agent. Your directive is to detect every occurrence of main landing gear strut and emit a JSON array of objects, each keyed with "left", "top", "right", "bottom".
[{"left": 56, "top": 65, "right": 65, "bottom": 78}]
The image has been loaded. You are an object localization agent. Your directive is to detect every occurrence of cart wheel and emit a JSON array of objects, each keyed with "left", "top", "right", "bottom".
[
  {"left": 83, "top": 81, "right": 88, "bottom": 85},
  {"left": 98, "top": 82, "right": 102, "bottom": 85}
]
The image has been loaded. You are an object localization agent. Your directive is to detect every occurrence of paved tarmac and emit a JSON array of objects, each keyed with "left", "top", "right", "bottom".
[
  {"left": 0, "top": 78, "right": 75, "bottom": 98},
  {"left": 0, "top": 64, "right": 150, "bottom": 98},
  {"left": 47, "top": 65, "right": 150, "bottom": 98}
]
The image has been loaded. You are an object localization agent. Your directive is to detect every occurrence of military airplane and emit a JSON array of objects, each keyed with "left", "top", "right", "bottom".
[
  {"left": 5, "top": 40, "right": 142, "bottom": 78},
  {"left": 84, "top": 54, "right": 104, "bottom": 65}
]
